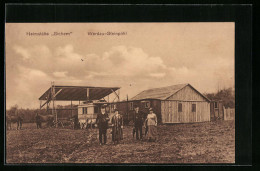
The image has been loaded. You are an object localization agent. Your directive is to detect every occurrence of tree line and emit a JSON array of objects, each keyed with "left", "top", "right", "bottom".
[
  {"left": 6, "top": 104, "right": 77, "bottom": 123},
  {"left": 203, "top": 87, "right": 235, "bottom": 108}
]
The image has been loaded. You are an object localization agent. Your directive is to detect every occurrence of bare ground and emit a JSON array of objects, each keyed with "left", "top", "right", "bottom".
[{"left": 6, "top": 120, "right": 235, "bottom": 164}]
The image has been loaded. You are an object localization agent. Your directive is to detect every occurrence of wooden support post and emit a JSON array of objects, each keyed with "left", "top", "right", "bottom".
[
  {"left": 118, "top": 89, "right": 120, "bottom": 102},
  {"left": 52, "top": 98, "right": 54, "bottom": 116},
  {"left": 87, "top": 88, "right": 89, "bottom": 102},
  {"left": 51, "top": 82, "right": 57, "bottom": 128},
  {"left": 126, "top": 94, "right": 129, "bottom": 121},
  {"left": 40, "top": 100, "right": 42, "bottom": 109},
  {"left": 71, "top": 100, "right": 73, "bottom": 117}
]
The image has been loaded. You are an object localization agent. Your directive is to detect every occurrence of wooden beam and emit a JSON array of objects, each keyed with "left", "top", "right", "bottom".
[
  {"left": 54, "top": 89, "right": 62, "bottom": 98},
  {"left": 112, "top": 96, "right": 118, "bottom": 102},
  {"left": 40, "top": 89, "right": 62, "bottom": 109},
  {"left": 118, "top": 89, "right": 120, "bottom": 102},
  {"left": 40, "top": 100, "right": 50, "bottom": 109},
  {"left": 46, "top": 108, "right": 77, "bottom": 110},
  {"left": 111, "top": 89, "right": 119, "bottom": 99}
]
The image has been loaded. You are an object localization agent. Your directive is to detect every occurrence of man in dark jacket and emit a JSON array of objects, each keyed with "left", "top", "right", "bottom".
[
  {"left": 96, "top": 105, "right": 110, "bottom": 145},
  {"left": 73, "top": 114, "right": 79, "bottom": 129},
  {"left": 35, "top": 113, "right": 42, "bottom": 129},
  {"left": 133, "top": 105, "right": 145, "bottom": 140}
]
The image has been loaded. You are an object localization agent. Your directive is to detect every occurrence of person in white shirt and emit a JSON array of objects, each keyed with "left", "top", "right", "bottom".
[{"left": 145, "top": 108, "right": 158, "bottom": 142}]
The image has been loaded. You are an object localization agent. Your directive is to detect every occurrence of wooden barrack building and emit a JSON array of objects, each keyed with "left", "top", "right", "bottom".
[{"left": 127, "top": 83, "right": 211, "bottom": 124}]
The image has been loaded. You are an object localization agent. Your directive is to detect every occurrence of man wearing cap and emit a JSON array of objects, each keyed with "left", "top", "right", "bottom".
[
  {"left": 96, "top": 105, "right": 110, "bottom": 145},
  {"left": 133, "top": 105, "right": 145, "bottom": 140},
  {"left": 111, "top": 109, "right": 123, "bottom": 144}
]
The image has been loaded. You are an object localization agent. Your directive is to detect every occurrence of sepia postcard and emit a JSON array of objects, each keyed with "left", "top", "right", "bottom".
[{"left": 5, "top": 22, "right": 236, "bottom": 164}]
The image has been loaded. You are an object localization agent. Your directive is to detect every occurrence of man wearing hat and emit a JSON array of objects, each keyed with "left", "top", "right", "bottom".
[
  {"left": 111, "top": 108, "right": 123, "bottom": 144},
  {"left": 96, "top": 105, "right": 110, "bottom": 145},
  {"left": 133, "top": 105, "right": 145, "bottom": 140}
]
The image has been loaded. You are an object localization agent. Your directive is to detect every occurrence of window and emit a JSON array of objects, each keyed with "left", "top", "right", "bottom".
[
  {"left": 83, "top": 107, "right": 88, "bottom": 114},
  {"left": 192, "top": 104, "right": 196, "bottom": 112},
  {"left": 130, "top": 102, "right": 134, "bottom": 110},
  {"left": 145, "top": 101, "right": 150, "bottom": 108},
  {"left": 214, "top": 102, "right": 218, "bottom": 109},
  {"left": 79, "top": 107, "right": 83, "bottom": 114},
  {"left": 178, "top": 103, "right": 182, "bottom": 112}
]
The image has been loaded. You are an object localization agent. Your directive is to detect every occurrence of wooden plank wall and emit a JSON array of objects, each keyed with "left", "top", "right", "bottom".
[
  {"left": 167, "top": 85, "right": 206, "bottom": 101},
  {"left": 218, "top": 102, "right": 224, "bottom": 119},
  {"left": 210, "top": 101, "right": 224, "bottom": 120},
  {"left": 224, "top": 107, "right": 235, "bottom": 120},
  {"left": 161, "top": 101, "right": 210, "bottom": 123}
]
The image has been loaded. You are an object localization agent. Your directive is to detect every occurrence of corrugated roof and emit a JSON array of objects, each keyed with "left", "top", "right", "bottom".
[
  {"left": 39, "top": 85, "right": 120, "bottom": 101},
  {"left": 131, "top": 84, "right": 188, "bottom": 100}
]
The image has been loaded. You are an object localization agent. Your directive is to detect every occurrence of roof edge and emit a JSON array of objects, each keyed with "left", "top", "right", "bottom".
[
  {"left": 130, "top": 83, "right": 189, "bottom": 101},
  {"left": 164, "top": 84, "right": 210, "bottom": 102},
  {"left": 186, "top": 84, "right": 211, "bottom": 102},
  {"left": 39, "top": 86, "right": 120, "bottom": 100},
  {"left": 164, "top": 84, "right": 188, "bottom": 100}
]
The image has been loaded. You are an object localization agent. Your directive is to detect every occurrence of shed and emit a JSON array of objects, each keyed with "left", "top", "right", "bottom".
[
  {"left": 210, "top": 100, "right": 224, "bottom": 120},
  {"left": 130, "top": 83, "right": 211, "bottom": 123}
]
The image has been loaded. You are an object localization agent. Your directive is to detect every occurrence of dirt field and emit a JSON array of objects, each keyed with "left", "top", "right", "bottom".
[{"left": 6, "top": 120, "right": 235, "bottom": 164}]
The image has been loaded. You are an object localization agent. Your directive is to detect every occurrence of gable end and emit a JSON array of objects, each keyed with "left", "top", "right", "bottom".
[{"left": 166, "top": 84, "right": 209, "bottom": 102}]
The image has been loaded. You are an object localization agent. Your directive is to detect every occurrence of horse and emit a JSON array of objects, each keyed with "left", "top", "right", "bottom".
[
  {"left": 6, "top": 115, "right": 23, "bottom": 130},
  {"left": 86, "top": 118, "right": 97, "bottom": 129},
  {"left": 78, "top": 118, "right": 97, "bottom": 129},
  {"left": 79, "top": 119, "right": 87, "bottom": 129},
  {"left": 35, "top": 114, "right": 55, "bottom": 128}
]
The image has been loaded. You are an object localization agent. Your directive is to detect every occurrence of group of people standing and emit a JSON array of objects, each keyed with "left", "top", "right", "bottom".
[
  {"left": 96, "top": 105, "right": 158, "bottom": 145},
  {"left": 96, "top": 106, "right": 124, "bottom": 145},
  {"left": 133, "top": 105, "right": 158, "bottom": 142}
]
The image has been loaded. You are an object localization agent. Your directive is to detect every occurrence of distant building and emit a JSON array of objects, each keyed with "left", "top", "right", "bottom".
[{"left": 210, "top": 100, "right": 224, "bottom": 120}]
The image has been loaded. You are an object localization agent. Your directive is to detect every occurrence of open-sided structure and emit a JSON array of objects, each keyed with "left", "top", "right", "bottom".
[
  {"left": 39, "top": 85, "right": 120, "bottom": 103},
  {"left": 38, "top": 82, "right": 120, "bottom": 127}
]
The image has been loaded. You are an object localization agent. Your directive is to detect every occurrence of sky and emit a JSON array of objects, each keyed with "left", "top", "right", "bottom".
[{"left": 5, "top": 23, "right": 235, "bottom": 109}]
